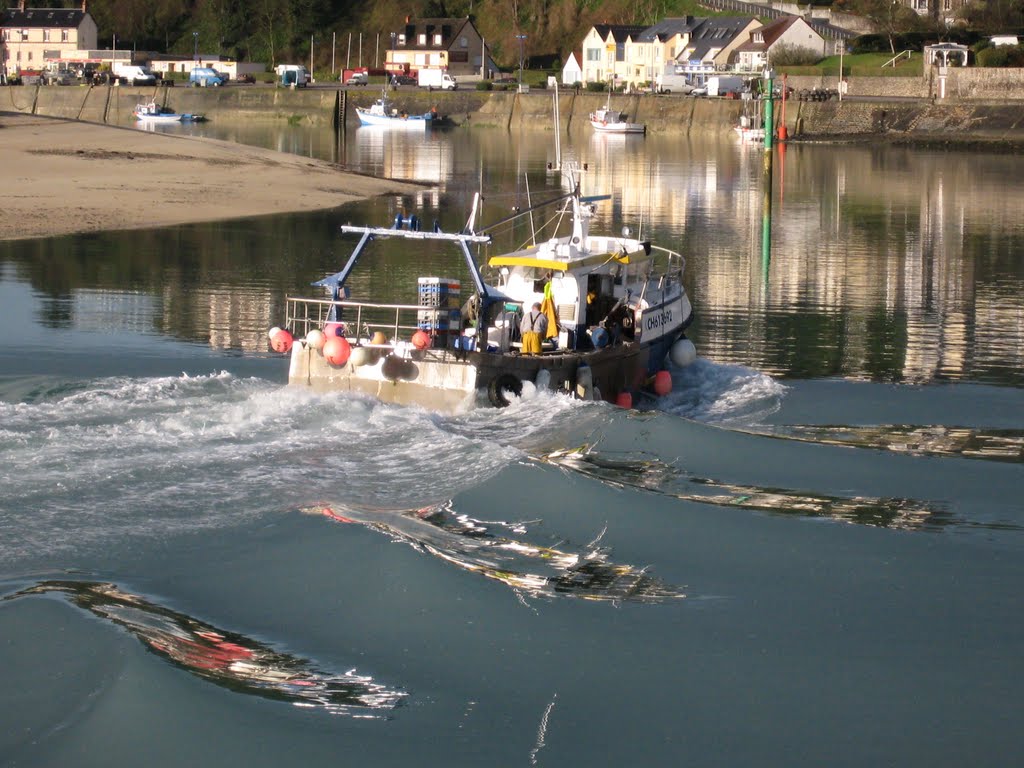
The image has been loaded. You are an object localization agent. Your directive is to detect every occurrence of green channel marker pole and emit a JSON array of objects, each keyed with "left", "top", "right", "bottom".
[{"left": 762, "top": 68, "right": 774, "bottom": 272}]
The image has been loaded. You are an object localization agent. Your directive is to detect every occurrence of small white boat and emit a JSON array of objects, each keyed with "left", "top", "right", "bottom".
[
  {"left": 734, "top": 100, "right": 765, "bottom": 143},
  {"left": 276, "top": 166, "right": 696, "bottom": 412},
  {"left": 133, "top": 101, "right": 205, "bottom": 123},
  {"left": 589, "top": 106, "right": 646, "bottom": 135},
  {"left": 734, "top": 117, "right": 765, "bottom": 142},
  {"left": 355, "top": 92, "right": 436, "bottom": 129}
]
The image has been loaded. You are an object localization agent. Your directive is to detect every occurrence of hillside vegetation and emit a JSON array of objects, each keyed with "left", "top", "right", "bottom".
[{"left": 43, "top": 0, "right": 722, "bottom": 71}]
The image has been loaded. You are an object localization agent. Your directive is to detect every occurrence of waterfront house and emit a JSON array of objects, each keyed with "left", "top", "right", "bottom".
[
  {"left": 733, "top": 16, "right": 827, "bottom": 72},
  {"left": 632, "top": 17, "right": 704, "bottom": 88},
  {"left": 385, "top": 17, "right": 496, "bottom": 78},
  {"left": 561, "top": 51, "right": 582, "bottom": 86},
  {"left": 580, "top": 24, "right": 647, "bottom": 87},
  {"left": 1, "top": 0, "right": 97, "bottom": 78},
  {"left": 679, "top": 17, "right": 761, "bottom": 75}
]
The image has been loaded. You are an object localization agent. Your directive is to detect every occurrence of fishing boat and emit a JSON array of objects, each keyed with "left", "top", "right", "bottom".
[
  {"left": 734, "top": 97, "right": 765, "bottom": 143},
  {"left": 274, "top": 167, "right": 696, "bottom": 412},
  {"left": 588, "top": 83, "right": 645, "bottom": 134},
  {"left": 133, "top": 100, "right": 205, "bottom": 123},
  {"left": 355, "top": 92, "right": 437, "bottom": 128},
  {"left": 588, "top": 105, "right": 646, "bottom": 135}
]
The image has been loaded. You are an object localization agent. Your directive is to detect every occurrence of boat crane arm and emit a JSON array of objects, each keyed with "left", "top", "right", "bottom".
[{"left": 311, "top": 230, "right": 372, "bottom": 291}]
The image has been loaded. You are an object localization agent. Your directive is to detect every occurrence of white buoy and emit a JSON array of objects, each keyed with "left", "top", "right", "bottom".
[
  {"left": 670, "top": 338, "right": 697, "bottom": 368},
  {"left": 535, "top": 369, "right": 551, "bottom": 392},
  {"left": 305, "top": 329, "right": 326, "bottom": 350},
  {"left": 268, "top": 326, "right": 281, "bottom": 340},
  {"left": 349, "top": 346, "right": 372, "bottom": 367},
  {"left": 575, "top": 364, "right": 594, "bottom": 400}
]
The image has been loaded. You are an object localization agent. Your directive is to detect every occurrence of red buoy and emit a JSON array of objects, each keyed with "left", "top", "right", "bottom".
[
  {"left": 653, "top": 370, "right": 672, "bottom": 396},
  {"left": 323, "top": 336, "right": 351, "bottom": 366},
  {"left": 324, "top": 322, "right": 346, "bottom": 339},
  {"left": 270, "top": 329, "right": 293, "bottom": 354},
  {"left": 616, "top": 391, "right": 633, "bottom": 409},
  {"left": 411, "top": 330, "right": 430, "bottom": 350}
]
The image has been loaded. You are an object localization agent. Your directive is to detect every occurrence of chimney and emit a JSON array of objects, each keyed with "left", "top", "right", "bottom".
[
  {"left": 19, "top": 0, "right": 26, "bottom": 12},
  {"left": 82, "top": 0, "right": 88, "bottom": 12}
]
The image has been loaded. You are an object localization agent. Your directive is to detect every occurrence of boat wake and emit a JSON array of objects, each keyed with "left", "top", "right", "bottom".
[
  {"left": 655, "top": 358, "right": 787, "bottom": 425},
  {"left": 0, "top": 360, "right": 790, "bottom": 566}
]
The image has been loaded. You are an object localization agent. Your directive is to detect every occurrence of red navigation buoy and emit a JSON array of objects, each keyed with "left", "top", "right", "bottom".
[
  {"left": 270, "top": 329, "right": 293, "bottom": 353},
  {"left": 323, "top": 336, "right": 351, "bottom": 366},
  {"left": 653, "top": 370, "right": 672, "bottom": 396},
  {"left": 616, "top": 391, "right": 633, "bottom": 409}
]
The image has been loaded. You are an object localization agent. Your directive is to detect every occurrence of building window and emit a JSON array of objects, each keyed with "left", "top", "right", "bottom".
[
  {"left": 433, "top": 34, "right": 442, "bottom": 45},
  {"left": 460, "top": 36, "right": 468, "bottom": 48},
  {"left": 62, "top": 29, "right": 69, "bottom": 42},
  {"left": 586, "top": 48, "right": 601, "bottom": 62},
  {"left": 615, "top": 43, "right": 625, "bottom": 62},
  {"left": 21, "top": 30, "right": 29, "bottom": 41},
  {"left": 27, "top": 51, "right": 33, "bottom": 62},
  {"left": 418, "top": 34, "right": 426, "bottom": 45},
  {"left": 43, "top": 29, "right": 50, "bottom": 42}
]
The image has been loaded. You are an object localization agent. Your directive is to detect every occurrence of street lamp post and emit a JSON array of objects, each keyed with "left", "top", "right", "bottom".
[
  {"left": 192, "top": 31, "right": 198, "bottom": 68},
  {"left": 516, "top": 34, "right": 527, "bottom": 88}
]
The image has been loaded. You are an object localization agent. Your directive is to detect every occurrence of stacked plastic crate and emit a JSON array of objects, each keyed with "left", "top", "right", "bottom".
[{"left": 416, "top": 277, "right": 462, "bottom": 347}]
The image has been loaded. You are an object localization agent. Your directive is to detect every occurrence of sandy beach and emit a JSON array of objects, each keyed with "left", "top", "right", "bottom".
[{"left": 0, "top": 113, "right": 420, "bottom": 242}]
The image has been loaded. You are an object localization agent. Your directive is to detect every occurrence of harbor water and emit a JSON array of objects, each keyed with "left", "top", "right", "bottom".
[{"left": 1, "top": 122, "right": 1023, "bottom": 767}]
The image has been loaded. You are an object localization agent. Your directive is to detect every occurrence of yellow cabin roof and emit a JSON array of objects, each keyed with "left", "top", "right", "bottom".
[{"left": 487, "top": 250, "right": 642, "bottom": 272}]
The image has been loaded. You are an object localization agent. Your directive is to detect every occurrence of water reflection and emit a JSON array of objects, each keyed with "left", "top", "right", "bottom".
[
  {"left": 764, "top": 423, "right": 1024, "bottom": 464},
  {"left": 540, "top": 445, "right": 1016, "bottom": 533},
  {"left": 301, "top": 501, "right": 683, "bottom": 603},
  {"left": 5, "top": 580, "right": 405, "bottom": 717},
  {"left": 4, "top": 132, "right": 1024, "bottom": 387}
]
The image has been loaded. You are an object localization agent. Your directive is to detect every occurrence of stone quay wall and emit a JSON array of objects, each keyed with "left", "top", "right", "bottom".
[{"left": 5, "top": 75, "right": 1024, "bottom": 144}]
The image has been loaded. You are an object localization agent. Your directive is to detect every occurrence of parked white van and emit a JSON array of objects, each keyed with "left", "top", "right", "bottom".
[{"left": 112, "top": 63, "right": 157, "bottom": 86}]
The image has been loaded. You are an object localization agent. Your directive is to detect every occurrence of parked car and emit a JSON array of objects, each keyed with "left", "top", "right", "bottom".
[
  {"left": 42, "top": 69, "right": 75, "bottom": 86},
  {"left": 390, "top": 74, "right": 416, "bottom": 87},
  {"left": 344, "top": 71, "right": 369, "bottom": 86},
  {"left": 189, "top": 67, "right": 226, "bottom": 87}
]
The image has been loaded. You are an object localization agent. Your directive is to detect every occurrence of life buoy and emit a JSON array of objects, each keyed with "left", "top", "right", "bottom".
[{"left": 487, "top": 374, "right": 523, "bottom": 407}]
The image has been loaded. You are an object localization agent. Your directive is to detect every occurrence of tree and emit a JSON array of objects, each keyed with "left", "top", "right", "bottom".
[{"left": 837, "top": 0, "right": 922, "bottom": 53}]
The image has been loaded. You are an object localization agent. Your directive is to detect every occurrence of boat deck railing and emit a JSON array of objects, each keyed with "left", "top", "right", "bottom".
[{"left": 286, "top": 297, "right": 465, "bottom": 349}]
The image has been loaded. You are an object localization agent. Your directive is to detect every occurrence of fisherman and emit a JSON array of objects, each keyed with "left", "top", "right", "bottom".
[{"left": 520, "top": 302, "right": 548, "bottom": 355}]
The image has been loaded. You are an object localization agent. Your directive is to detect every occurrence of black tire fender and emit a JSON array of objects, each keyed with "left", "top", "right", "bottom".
[{"left": 488, "top": 374, "right": 523, "bottom": 407}]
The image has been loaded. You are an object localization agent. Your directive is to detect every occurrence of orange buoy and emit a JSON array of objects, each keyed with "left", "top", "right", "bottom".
[
  {"left": 653, "top": 370, "right": 672, "bottom": 396},
  {"left": 270, "top": 329, "right": 293, "bottom": 353},
  {"left": 323, "top": 336, "right": 351, "bottom": 366},
  {"left": 411, "top": 330, "right": 430, "bottom": 350},
  {"left": 615, "top": 391, "right": 633, "bottom": 409}
]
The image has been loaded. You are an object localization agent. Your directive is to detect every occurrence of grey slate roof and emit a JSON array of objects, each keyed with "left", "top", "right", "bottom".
[
  {"left": 636, "top": 17, "right": 702, "bottom": 43},
  {"left": 1, "top": 8, "right": 87, "bottom": 28},
  {"left": 591, "top": 24, "right": 648, "bottom": 43},
  {"left": 686, "top": 17, "right": 758, "bottom": 59}
]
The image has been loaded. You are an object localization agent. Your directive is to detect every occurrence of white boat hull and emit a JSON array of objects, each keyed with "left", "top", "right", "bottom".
[
  {"left": 734, "top": 126, "right": 765, "bottom": 142},
  {"left": 356, "top": 111, "right": 431, "bottom": 129},
  {"left": 589, "top": 119, "right": 645, "bottom": 134}
]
